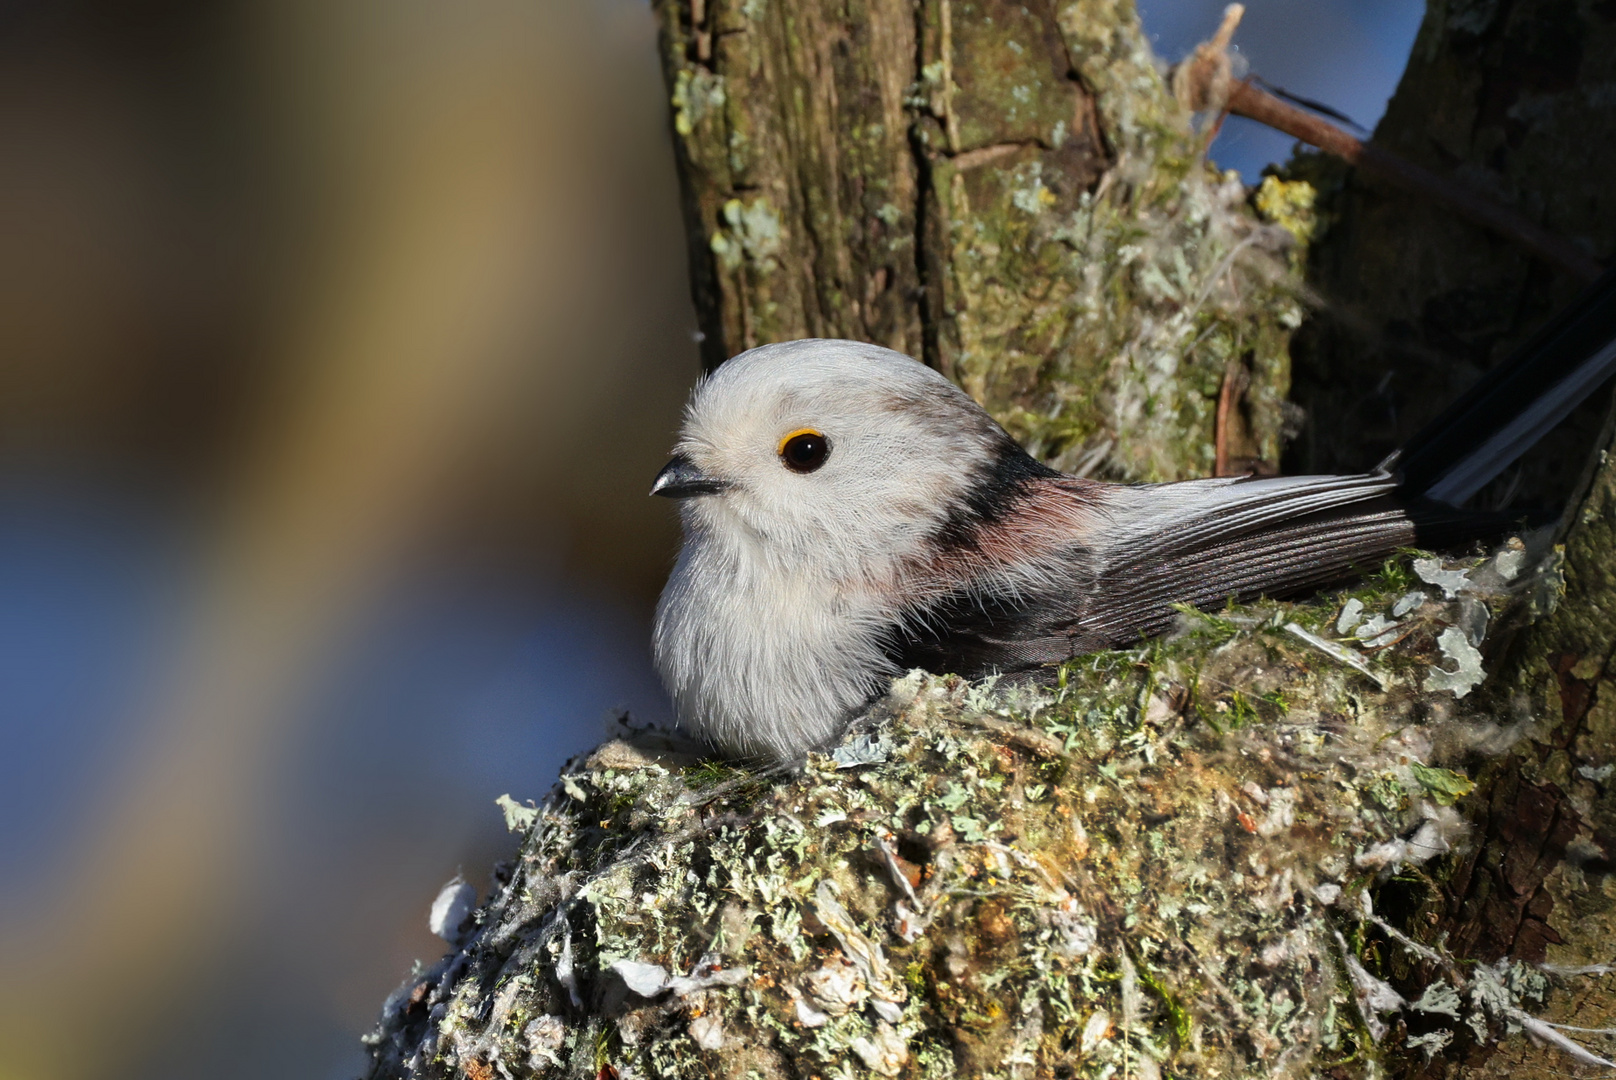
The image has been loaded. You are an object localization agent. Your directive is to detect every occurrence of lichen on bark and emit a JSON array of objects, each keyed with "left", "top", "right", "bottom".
[
  {"left": 1266, "top": 3, "right": 1616, "bottom": 1073},
  {"left": 1397, "top": 419, "right": 1616, "bottom": 1079},
  {"left": 656, "top": 0, "right": 1313, "bottom": 481}
]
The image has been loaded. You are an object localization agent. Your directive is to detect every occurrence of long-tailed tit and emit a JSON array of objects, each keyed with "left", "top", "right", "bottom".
[{"left": 652, "top": 270, "right": 1616, "bottom": 762}]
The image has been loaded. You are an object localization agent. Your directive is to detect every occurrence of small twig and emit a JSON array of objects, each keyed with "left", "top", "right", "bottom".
[
  {"left": 1364, "top": 911, "right": 1447, "bottom": 968},
  {"left": 1172, "top": 4, "right": 1245, "bottom": 118},
  {"left": 873, "top": 831, "right": 922, "bottom": 910},
  {"left": 1506, "top": 1008, "right": 1616, "bottom": 1069},
  {"left": 953, "top": 141, "right": 1035, "bottom": 171},
  {"left": 1251, "top": 76, "right": 1366, "bottom": 132},
  {"left": 980, "top": 839, "right": 1065, "bottom": 894},
  {"left": 689, "top": 0, "right": 711, "bottom": 63},
  {"left": 1284, "top": 622, "right": 1386, "bottom": 688},
  {"left": 1535, "top": 1021, "right": 1616, "bottom": 1036},
  {"left": 1542, "top": 963, "right": 1616, "bottom": 976},
  {"left": 939, "top": 0, "right": 961, "bottom": 153},
  {"left": 1207, "top": 4, "right": 1242, "bottom": 52},
  {"left": 953, "top": 712, "right": 1067, "bottom": 758},
  {"left": 1214, "top": 359, "right": 1248, "bottom": 476},
  {"left": 1225, "top": 81, "right": 1602, "bottom": 282},
  {"left": 1172, "top": 5, "right": 1603, "bottom": 283}
]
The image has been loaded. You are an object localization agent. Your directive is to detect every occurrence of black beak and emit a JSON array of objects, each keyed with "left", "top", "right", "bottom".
[{"left": 650, "top": 454, "right": 729, "bottom": 498}]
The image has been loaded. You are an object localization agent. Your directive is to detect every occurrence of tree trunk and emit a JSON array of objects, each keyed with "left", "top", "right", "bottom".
[
  {"left": 359, "top": 2, "right": 1616, "bottom": 1078},
  {"left": 1287, "top": 3, "right": 1616, "bottom": 1075},
  {"left": 660, "top": 0, "right": 1307, "bottom": 481},
  {"left": 1288, "top": 0, "right": 1616, "bottom": 501}
]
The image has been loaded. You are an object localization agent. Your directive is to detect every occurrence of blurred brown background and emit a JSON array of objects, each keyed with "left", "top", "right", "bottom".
[
  {"left": 0, "top": 2, "right": 695, "bottom": 1077},
  {"left": 0, "top": 0, "right": 1421, "bottom": 1077}
]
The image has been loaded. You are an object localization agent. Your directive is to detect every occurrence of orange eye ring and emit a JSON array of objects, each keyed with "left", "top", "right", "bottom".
[{"left": 777, "top": 428, "right": 830, "bottom": 473}]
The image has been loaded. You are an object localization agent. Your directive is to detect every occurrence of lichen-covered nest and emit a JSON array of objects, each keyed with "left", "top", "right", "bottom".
[{"left": 364, "top": 542, "right": 1573, "bottom": 1080}]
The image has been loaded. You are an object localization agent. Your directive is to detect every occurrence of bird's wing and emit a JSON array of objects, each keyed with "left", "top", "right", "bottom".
[
  {"left": 894, "top": 472, "right": 1423, "bottom": 672},
  {"left": 1088, "top": 471, "right": 1399, "bottom": 557},
  {"left": 1077, "top": 476, "right": 1415, "bottom": 646}
]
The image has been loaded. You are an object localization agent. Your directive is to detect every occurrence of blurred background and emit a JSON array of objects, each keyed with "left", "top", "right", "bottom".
[{"left": 0, "top": 1, "right": 1421, "bottom": 1077}]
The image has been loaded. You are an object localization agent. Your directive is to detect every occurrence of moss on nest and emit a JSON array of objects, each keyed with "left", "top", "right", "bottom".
[{"left": 363, "top": 541, "right": 1571, "bottom": 1080}]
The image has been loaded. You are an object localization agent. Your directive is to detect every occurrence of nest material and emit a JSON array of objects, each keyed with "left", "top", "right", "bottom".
[{"left": 363, "top": 541, "right": 1575, "bottom": 1080}]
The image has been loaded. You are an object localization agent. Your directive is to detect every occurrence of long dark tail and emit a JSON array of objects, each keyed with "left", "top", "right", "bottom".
[{"left": 1389, "top": 266, "right": 1616, "bottom": 505}]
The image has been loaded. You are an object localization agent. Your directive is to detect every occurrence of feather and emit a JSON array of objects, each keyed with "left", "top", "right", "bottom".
[
  {"left": 897, "top": 472, "right": 1504, "bottom": 675},
  {"left": 1394, "top": 266, "right": 1616, "bottom": 504},
  {"left": 1078, "top": 499, "right": 1414, "bottom": 645},
  {"left": 1091, "top": 472, "right": 1398, "bottom": 555}
]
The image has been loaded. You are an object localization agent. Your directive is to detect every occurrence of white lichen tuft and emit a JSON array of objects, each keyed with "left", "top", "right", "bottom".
[{"left": 428, "top": 877, "right": 477, "bottom": 945}]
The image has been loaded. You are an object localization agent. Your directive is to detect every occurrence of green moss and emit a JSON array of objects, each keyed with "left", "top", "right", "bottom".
[
  {"left": 363, "top": 540, "right": 1565, "bottom": 1080},
  {"left": 937, "top": 135, "right": 1307, "bottom": 480}
]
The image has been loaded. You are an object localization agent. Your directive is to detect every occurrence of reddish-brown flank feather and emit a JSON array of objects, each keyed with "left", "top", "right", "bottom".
[{"left": 921, "top": 477, "right": 1104, "bottom": 586}]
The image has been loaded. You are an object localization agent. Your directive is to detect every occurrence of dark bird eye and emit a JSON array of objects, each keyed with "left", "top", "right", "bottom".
[{"left": 778, "top": 429, "right": 830, "bottom": 473}]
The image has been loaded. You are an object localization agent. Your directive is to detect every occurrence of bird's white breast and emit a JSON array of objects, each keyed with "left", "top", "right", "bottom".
[{"left": 651, "top": 508, "right": 911, "bottom": 761}]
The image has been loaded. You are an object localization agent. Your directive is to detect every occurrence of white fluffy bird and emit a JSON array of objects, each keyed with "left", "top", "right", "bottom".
[{"left": 651, "top": 277, "right": 1616, "bottom": 760}]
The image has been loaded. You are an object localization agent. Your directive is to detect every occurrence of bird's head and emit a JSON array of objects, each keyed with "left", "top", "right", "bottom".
[{"left": 651, "top": 339, "right": 1016, "bottom": 575}]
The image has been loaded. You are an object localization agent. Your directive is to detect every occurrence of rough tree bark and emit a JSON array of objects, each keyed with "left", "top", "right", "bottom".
[
  {"left": 663, "top": 0, "right": 1306, "bottom": 480},
  {"left": 1289, "top": 0, "right": 1616, "bottom": 498},
  {"left": 359, "top": 2, "right": 1616, "bottom": 1078}
]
